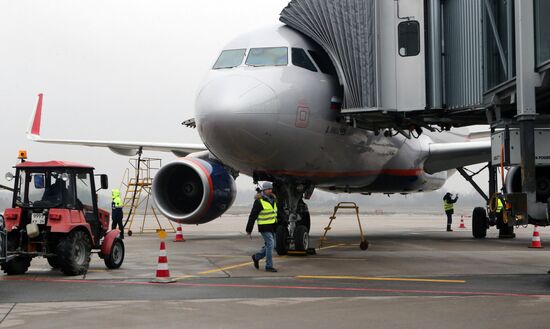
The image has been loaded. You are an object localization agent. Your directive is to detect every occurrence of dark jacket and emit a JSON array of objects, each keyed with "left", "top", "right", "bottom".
[
  {"left": 443, "top": 194, "right": 458, "bottom": 214},
  {"left": 111, "top": 202, "right": 123, "bottom": 220},
  {"left": 246, "top": 194, "right": 277, "bottom": 233}
]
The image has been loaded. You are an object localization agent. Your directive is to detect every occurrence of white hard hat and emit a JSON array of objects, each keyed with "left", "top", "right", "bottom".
[{"left": 262, "top": 181, "right": 273, "bottom": 190}]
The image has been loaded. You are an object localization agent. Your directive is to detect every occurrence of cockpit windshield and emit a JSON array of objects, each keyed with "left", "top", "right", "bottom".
[
  {"left": 213, "top": 49, "right": 246, "bottom": 69},
  {"left": 246, "top": 47, "right": 288, "bottom": 67}
]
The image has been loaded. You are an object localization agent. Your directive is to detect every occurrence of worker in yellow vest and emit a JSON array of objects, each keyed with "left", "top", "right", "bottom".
[
  {"left": 496, "top": 198, "right": 504, "bottom": 216},
  {"left": 443, "top": 192, "right": 459, "bottom": 232},
  {"left": 246, "top": 182, "right": 278, "bottom": 272},
  {"left": 492, "top": 196, "right": 514, "bottom": 238},
  {"left": 111, "top": 189, "right": 124, "bottom": 239}
]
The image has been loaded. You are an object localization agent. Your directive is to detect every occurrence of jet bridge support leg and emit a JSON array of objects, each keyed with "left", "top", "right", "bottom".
[{"left": 460, "top": 164, "right": 517, "bottom": 239}]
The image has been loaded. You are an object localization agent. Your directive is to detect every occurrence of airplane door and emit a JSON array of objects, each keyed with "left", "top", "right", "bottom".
[{"left": 394, "top": 0, "right": 426, "bottom": 111}]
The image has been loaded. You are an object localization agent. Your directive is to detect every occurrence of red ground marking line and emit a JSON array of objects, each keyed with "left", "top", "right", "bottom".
[{"left": 1, "top": 277, "right": 549, "bottom": 299}]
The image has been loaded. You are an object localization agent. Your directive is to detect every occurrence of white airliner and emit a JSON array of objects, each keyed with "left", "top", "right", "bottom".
[{"left": 27, "top": 24, "right": 490, "bottom": 253}]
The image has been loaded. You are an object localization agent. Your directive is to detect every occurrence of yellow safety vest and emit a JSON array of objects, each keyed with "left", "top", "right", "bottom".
[
  {"left": 443, "top": 199, "right": 453, "bottom": 212},
  {"left": 258, "top": 199, "right": 277, "bottom": 225},
  {"left": 112, "top": 196, "right": 122, "bottom": 208},
  {"left": 496, "top": 198, "right": 503, "bottom": 213}
]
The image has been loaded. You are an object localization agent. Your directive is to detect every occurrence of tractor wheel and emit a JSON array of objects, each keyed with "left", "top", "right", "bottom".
[
  {"left": 104, "top": 238, "right": 125, "bottom": 269},
  {"left": 275, "top": 225, "right": 289, "bottom": 256},
  {"left": 47, "top": 257, "right": 61, "bottom": 269},
  {"left": 1, "top": 256, "right": 31, "bottom": 275},
  {"left": 294, "top": 225, "right": 309, "bottom": 251},
  {"left": 472, "top": 207, "right": 488, "bottom": 239},
  {"left": 57, "top": 230, "right": 92, "bottom": 276}
]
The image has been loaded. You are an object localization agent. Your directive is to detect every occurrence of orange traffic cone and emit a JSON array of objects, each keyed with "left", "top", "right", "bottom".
[
  {"left": 529, "top": 226, "right": 543, "bottom": 249},
  {"left": 459, "top": 216, "right": 466, "bottom": 229},
  {"left": 152, "top": 240, "right": 176, "bottom": 283},
  {"left": 174, "top": 224, "right": 185, "bottom": 242}
]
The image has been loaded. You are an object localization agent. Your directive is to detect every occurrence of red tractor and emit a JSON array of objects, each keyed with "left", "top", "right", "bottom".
[{"left": 0, "top": 161, "right": 124, "bottom": 275}]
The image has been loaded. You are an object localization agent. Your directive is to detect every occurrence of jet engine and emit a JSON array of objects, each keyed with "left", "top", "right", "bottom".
[
  {"left": 152, "top": 158, "right": 236, "bottom": 224},
  {"left": 505, "top": 166, "right": 550, "bottom": 202}
]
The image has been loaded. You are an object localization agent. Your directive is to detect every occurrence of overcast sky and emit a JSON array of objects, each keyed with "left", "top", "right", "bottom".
[{"left": 0, "top": 1, "right": 486, "bottom": 203}]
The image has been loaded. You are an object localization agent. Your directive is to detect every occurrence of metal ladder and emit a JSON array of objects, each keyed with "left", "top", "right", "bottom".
[{"left": 319, "top": 202, "right": 369, "bottom": 250}]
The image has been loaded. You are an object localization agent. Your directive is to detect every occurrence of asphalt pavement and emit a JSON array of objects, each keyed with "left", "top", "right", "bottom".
[{"left": 1, "top": 212, "right": 550, "bottom": 328}]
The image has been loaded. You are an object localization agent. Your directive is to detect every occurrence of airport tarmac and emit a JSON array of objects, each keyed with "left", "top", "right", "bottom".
[{"left": 1, "top": 212, "right": 550, "bottom": 328}]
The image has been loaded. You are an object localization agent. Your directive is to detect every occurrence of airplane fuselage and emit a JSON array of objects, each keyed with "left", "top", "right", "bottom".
[{"left": 196, "top": 25, "right": 448, "bottom": 193}]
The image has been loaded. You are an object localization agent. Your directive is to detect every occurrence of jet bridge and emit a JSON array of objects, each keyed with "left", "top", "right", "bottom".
[
  {"left": 280, "top": 0, "right": 550, "bottom": 132},
  {"left": 281, "top": 0, "right": 550, "bottom": 235}
]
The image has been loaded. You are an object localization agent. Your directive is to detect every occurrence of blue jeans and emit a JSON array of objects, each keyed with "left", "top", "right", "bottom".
[{"left": 255, "top": 231, "right": 276, "bottom": 269}]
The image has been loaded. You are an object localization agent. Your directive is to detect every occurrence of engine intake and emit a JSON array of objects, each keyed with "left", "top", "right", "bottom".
[
  {"left": 505, "top": 166, "right": 550, "bottom": 202},
  {"left": 153, "top": 158, "right": 236, "bottom": 224}
]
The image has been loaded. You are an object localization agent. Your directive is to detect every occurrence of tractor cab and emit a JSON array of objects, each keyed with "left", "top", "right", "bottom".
[
  {"left": 9, "top": 161, "right": 108, "bottom": 242},
  {"left": 1, "top": 160, "right": 124, "bottom": 276}
]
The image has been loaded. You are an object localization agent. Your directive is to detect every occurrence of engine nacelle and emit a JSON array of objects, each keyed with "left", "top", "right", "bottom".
[
  {"left": 152, "top": 158, "right": 236, "bottom": 224},
  {"left": 505, "top": 166, "right": 550, "bottom": 202}
]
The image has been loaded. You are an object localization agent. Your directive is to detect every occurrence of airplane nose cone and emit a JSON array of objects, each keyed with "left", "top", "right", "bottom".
[
  {"left": 195, "top": 75, "right": 281, "bottom": 168},
  {"left": 196, "top": 75, "right": 280, "bottom": 115}
]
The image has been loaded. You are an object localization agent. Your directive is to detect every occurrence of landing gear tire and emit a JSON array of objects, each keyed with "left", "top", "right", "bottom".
[
  {"left": 104, "top": 238, "right": 125, "bottom": 269},
  {"left": 298, "top": 200, "right": 311, "bottom": 232},
  {"left": 472, "top": 207, "right": 488, "bottom": 239},
  {"left": 1, "top": 256, "right": 31, "bottom": 275},
  {"left": 301, "top": 211, "right": 311, "bottom": 232},
  {"left": 359, "top": 240, "right": 369, "bottom": 250},
  {"left": 275, "top": 225, "right": 289, "bottom": 256},
  {"left": 294, "top": 225, "right": 309, "bottom": 251},
  {"left": 57, "top": 230, "right": 92, "bottom": 276}
]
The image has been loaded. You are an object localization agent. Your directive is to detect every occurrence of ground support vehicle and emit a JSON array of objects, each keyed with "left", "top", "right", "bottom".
[{"left": 0, "top": 161, "right": 124, "bottom": 275}]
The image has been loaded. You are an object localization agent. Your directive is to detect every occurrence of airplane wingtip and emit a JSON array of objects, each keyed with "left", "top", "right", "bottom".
[{"left": 27, "top": 93, "right": 44, "bottom": 139}]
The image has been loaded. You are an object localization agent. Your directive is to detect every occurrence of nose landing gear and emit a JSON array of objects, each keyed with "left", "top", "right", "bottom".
[{"left": 274, "top": 182, "right": 312, "bottom": 255}]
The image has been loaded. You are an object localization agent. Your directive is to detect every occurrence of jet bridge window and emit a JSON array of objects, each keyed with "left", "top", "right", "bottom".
[
  {"left": 246, "top": 47, "right": 288, "bottom": 67},
  {"left": 292, "top": 48, "right": 317, "bottom": 72},
  {"left": 398, "top": 20, "right": 420, "bottom": 57},
  {"left": 213, "top": 49, "right": 246, "bottom": 69},
  {"left": 308, "top": 50, "right": 337, "bottom": 76}
]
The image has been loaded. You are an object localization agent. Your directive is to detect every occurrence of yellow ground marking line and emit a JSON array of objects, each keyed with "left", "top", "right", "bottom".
[
  {"left": 296, "top": 275, "right": 465, "bottom": 284},
  {"left": 197, "top": 254, "right": 252, "bottom": 258},
  {"left": 87, "top": 269, "right": 107, "bottom": 273},
  {"left": 198, "top": 255, "right": 289, "bottom": 275},
  {"left": 197, "top": 244, "right": 349, "bottom": 275},
  {"left": 198, "top": 261, "right": 255, "bottom": 274}
]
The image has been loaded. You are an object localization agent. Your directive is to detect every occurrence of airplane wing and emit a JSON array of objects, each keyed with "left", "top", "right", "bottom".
[
  {"left": 27, "top": 94, "right": 207, "bottom": 157},
  {"left": 424, "top": 140, "right": 491, "bottom": 174}
]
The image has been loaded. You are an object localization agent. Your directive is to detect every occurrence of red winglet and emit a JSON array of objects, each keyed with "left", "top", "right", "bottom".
[{"left": 31, "top": 93, "right": 43, "bottom": 136}]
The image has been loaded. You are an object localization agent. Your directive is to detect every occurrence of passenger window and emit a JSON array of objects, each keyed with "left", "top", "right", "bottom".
[
  {"left": 213, "top": 49, "right": 246, "bottom": 69},
  {"left": 398, "top": 21, "right": 420, "bottom": 57},
  {"left": 246, "top": 47, "right": 288, "bottom": 66},
  {"left": 308, "top": 50, "right": 337, "bottom": 76},
  {"left": 292, "top": 48, "right": 317, "bottom": 72}
]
